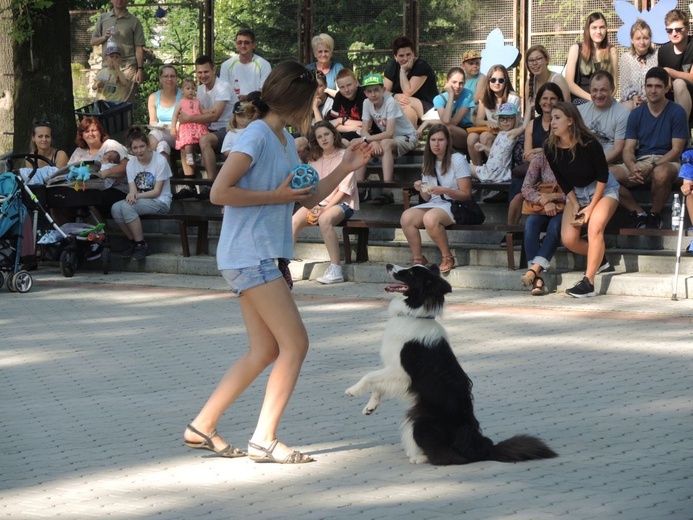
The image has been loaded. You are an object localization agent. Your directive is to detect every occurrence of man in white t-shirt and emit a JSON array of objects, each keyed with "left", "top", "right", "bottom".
[
  {"left": 178, "top": 55, "right": 233, "bottom": 187},
  {"left": 219, "top": 29, "right": 271, "bottom": 103}
]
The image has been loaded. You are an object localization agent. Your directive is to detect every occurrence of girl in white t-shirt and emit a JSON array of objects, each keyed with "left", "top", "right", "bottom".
[
  {"left": 400, "top": 123, "right": 473, "bottom": 273},
  {"left": 292, "top": 121, "right": 358, "bottom": 284},
  {"left": 220, "top": 100, "right": 258, "bottom": 156},
  {"left": 110, "top": 127, "right": 172, "bottom": 261},
  {"left": 183, "top": 62, "right": 372, "bottom": 465}
]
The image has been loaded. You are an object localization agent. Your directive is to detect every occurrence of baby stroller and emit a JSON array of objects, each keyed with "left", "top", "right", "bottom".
[
  {"left": 41, "top": 160, "right": 112, "bottom": 277},
  {"left": 0, "top": 154, "right": 67, "bottom": 292}
]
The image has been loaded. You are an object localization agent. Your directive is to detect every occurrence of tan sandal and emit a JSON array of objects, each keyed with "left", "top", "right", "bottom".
[
  {"left": 184, "top": 424, "right": 246, "bottom": 458},
  {"left": 411, "top": 255, "right": 429, "bottom": 266},
  {"left": 531, "top": 276, "right": 547, "bottom": 296},
  {"left": 248, "top": 439, "right": 315, "bottom": 464},
  {"left": 520, "top": 268, "right": 540, "bottom": 287},
  {"left": 440, "top": 255, "right": 455, "bottom": 273}
]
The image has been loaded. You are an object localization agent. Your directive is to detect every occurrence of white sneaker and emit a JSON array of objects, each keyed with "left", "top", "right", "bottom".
[{"left": 317, "top": 264, "right": 344, "bottom": 284}]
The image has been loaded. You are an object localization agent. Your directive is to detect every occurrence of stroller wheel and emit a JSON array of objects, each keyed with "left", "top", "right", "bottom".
[
  {"left": 60, "top": 249, "right": 78, "bottom": 278},
  {"left": 101, "top": 246, "right": 111, "bottom": 275},
  {"left": 11, "top": 271, "right": 33, "bottom": 293},
  {"left": 0, "top": 272, "right": 4, "bottom": 290},
  {"left": 6, "top": 273, "right": 17, "bottom": 292}
]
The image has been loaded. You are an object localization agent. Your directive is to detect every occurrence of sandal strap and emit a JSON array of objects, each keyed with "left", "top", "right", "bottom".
[{"left": 186, "top": 423, "right": 214, "bottom": 447}]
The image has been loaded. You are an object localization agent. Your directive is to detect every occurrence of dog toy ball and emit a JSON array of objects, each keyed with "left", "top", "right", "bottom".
[{"left": 290, "top": 164, "right": 319, "bottom": 193}]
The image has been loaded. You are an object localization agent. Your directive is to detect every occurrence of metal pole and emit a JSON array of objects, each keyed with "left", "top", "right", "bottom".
[{"left": 671, "top": 194, "right": 686, "bottom": 300}]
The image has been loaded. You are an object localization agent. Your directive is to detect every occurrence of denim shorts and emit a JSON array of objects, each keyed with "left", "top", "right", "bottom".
[
  {"left": 337, "top": 202, "right": 354, "bottom": 223},
  {"left": 220, "top": 258, "right": 282, "bottom": 296},
  {"left": 574, "top": 173, "right": 620, "bottom": 206}
]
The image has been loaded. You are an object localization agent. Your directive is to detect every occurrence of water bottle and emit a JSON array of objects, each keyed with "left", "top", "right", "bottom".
[
  {"left": 233, "top": 79, "right": 240, "bottom": 97},
  {"left": 671, "top": 194, "right": 681, "bottom": 231}
]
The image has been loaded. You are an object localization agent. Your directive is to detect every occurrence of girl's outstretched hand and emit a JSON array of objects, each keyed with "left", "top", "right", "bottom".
[
  {"left": 342, "top": 140, "right": 373, "bottom": 172},
  {"left": 276, "top": 174, "right": 315, "bottom": 204}
]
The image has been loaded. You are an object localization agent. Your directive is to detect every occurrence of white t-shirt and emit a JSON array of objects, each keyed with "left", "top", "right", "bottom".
[
  {"left": 362, "top": 94, "right": 417, "bottom": 137},
  {"left": 197, "top": 78, "right": 234, "bottom": 131},
  {"left": 216, "top": 120, "right": 299, "bottom": 270},
  {"left": 126, "top": 151, "right": 172, "bottom": 206},
  {"left": 219, "top": 54, "right": 271, "bottom": 103},
  {"left": 416, "top": 153, "right": 471, "bottom": 218},
  {"left": 220, "top": 128, "right": 246, "bottom": 154}
]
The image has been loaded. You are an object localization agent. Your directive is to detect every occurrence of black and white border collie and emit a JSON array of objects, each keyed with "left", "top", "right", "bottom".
[{"left": 346, "top": 263, "right": 557, "bottom": 465}]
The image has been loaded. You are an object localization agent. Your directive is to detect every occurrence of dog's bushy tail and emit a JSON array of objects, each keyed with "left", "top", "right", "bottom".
[{"left": 489, "top": 434, "right": 558, "bottom": 462}]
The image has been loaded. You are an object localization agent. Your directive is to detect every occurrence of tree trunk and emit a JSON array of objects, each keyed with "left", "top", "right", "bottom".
[
  {"left": 13, "top": 2, "right": 76, "bottom": 157},
  {"left": 0, "top": 0, "right": 14, "bottom": 155}
]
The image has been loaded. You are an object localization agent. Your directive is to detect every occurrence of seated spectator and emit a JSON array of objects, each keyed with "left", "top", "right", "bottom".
[
  {"left": 27, "top": 120, "right": 68, "bottom": 168},
  {"left": 678, "top": 162, "right": 693, "bottom": 253},
  {"left": 619, "top": 19, "right": 658, "bottom": 111},
  {"left": 577, "top": 71, "right": 641, "bottom": 226},
  {"left": 180, "top": 55, "right": 233, "bottom": 185},
  {"left": 311, "top": 70, "right": 334, "bottom": 124},
  {"left": 524, "top": 45, "right": 570, "bottom": 116},
  {"left": 305, "top": 33, "right": 344, "bottom": 93},
  {"left": 565, "top": 12, "right": 618, "bottom": 105},
  {"left": 384, "top": 36, "right": 439, "bottom": 127},
  {"left": 658, "top": 9, "right": 693, "bottom": 119},
  {"left": 468, "top": 64, "right": 521, "bottom": 166},
  {"left": 610, "top": 67, "right": 688, "bottom": 229},
  {"left": 470, "top": 103, "right": 525, "bottom": 183},
  {"left": 329, "top": 68, "right": 367, "bottom": 142},
  {"left": 291, "top": 122, "right": 358, "bottom": 284},
  {"left": 360, "top": 73, "right": 418, "bottom": 205},
  {"left": 417, "top": 67, "right": 475, "bottom": 152},
  {"left": 507, "top": 83, "right": 565, "bottom": 225},
  {"left": 400, "top": 124, "right": 472, "bottom": 273},
  {"left": 460, "top": 50, "right": 486, "bottom": 107},
  {"left": 111, "top": 127, "right": 172, "bottom": 261},
  {"left": 147, "top": 65, "right": 181, "bottom": 162},
  {"left": 519, "top": 152, "right": 565, "bottom": 296},
  {"left": 100, "top": 150, "right": 121, "bottom": 171},
  {"left": 92, "top": 44, "right": 130, "bottom": 102},
  {"left": 220, "top": 101, "right": 259, "bottom": 156}
]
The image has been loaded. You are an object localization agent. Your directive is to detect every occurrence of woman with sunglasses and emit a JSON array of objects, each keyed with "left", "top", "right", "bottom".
[
  {"left": 565, "top": 12, "right": 618, "bottom": 105},
  {"left": 468, "top": 64, "right": 521, "bottom": 166},
  {"left": 26, "top": 121, "right": 68, "bottom": 168}
]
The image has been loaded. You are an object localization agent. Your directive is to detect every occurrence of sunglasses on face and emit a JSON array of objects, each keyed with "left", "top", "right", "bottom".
[
  {"left": 465, "top": 60, "right": 480, "bottom": 65},
  {"left": 489, "top": 77, "right": 506, "bottom": 84},
  {"left": 666, "top": 27, "right": 685, "bottom": 34}
]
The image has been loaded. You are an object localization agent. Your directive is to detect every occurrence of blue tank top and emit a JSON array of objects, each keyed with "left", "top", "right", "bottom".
[{"left": 155, "top": 89, "right": 181, "bottom": 123}]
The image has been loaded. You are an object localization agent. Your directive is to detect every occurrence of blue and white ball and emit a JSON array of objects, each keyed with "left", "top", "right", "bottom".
[{"left": 290, "top": 164, "right": 319, "bottom": 193}]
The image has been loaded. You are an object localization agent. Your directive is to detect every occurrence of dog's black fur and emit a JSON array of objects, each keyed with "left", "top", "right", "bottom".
[{"left": 346, "top": 263, "right": 557, "bottom": 465}]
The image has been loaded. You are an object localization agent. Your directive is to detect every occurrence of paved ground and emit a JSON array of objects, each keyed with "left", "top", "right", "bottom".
[{"left": 1, "top": 268, "right": 692, "bottom": 519}]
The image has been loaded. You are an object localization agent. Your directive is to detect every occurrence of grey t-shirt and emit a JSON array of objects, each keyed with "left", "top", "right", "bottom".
[{"left": 578, "top": 100, "right": 629, "bottom": 155}]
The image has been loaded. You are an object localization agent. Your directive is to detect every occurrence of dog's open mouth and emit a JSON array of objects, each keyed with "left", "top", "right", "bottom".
[{"left": 385, "top": 283, "right": 408, "bottom": 293}]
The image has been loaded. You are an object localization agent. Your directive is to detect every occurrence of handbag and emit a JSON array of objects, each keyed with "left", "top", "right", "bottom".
[
  {"left": 433, "top": 172, "right": 485, "bottom": 225},
  {"left": 521, "top": 183, "right": 566, "bottom": 216}
]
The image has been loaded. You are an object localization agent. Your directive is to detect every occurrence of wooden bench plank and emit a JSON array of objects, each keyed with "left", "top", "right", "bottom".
[{"left": 140, "top": 212, "right": 222, "bottom": 257}]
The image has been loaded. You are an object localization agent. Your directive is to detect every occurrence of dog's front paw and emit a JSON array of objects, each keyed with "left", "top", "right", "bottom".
[
  {"left": 409, "top": 455, "right": 428, "bottom": 464},
  {"left": 362, "top": 404, "right": 376, "bottom": 415},
  {"left": 345, "top": 384, "right": 361, "bottom": 397}
]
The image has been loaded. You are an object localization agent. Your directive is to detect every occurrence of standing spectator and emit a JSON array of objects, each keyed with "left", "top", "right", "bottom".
[
  {"left": 544, "top": 102, "right": 620, "bottom": 298},
  {"left": 658, "top": 9, "right": 693, "bottom": 119},
  {"left": 305, "top": 33, "right": 344, "bottom": 92},
  {"left": 147, "top": 65, "right": 181, "bottom": 162},
  {"left": 219, "top": 29, "right": 271, "bottom": 104},
  {"left": 384, "top": 36, "right": 439, "bottom": 127},
  {"left": 619, "top": 19, "right": 658, "bottom": 111},
  {"left": 564, "top": 12, "right": 618, "bottom": 105},
  {"left": 176, "top": 55, "right": 233, "bottom": 190},
  {"left": 91, "top": 0, "right": 145, "bottom": 103},
  {"left": 610, "top": 67, "right": 688, "bottom": 229}
]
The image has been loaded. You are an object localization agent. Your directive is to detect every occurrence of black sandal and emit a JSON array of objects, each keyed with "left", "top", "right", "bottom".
[
  {"left": 520, "top": 268, "right": 540, "bottom": 287},
  {"left": 370, "top": 192, "right": 394, "bottom": 205},
  {"left": 531, "top": 276, "right": 547, "bottom": 296},
  {"left": 184, "top": 424, "right": 247, "bottom": 458}
]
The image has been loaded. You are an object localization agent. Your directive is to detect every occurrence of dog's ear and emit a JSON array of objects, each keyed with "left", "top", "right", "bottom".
[{"left": 428, "top": 264, "right": 440, "bottom": 276}]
